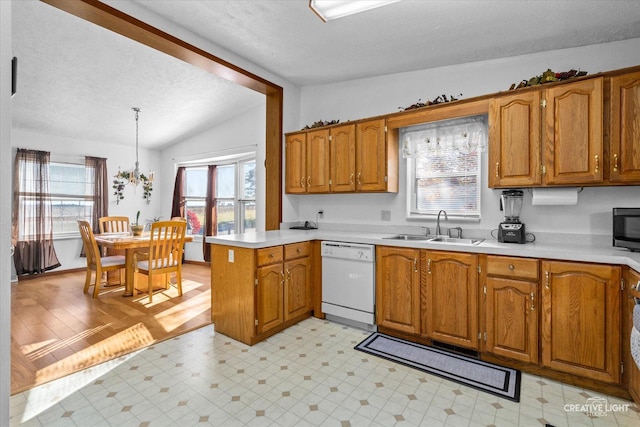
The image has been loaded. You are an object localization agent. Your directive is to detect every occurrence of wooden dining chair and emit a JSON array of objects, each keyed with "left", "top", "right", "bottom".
[
  {"left": 77, "top": 220, "right": 126, "bottom": 298},
  {"left": 97, "top": 216, "right": 130, "bottom": 283},
  {"left": 132, "top": 220, "right": 187, "bottom": 302},
  {"left": 98, "top": 216, "right": 130, "bottom": 234}
]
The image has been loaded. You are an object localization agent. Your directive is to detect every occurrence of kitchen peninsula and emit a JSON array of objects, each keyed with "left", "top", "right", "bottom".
[{"left": 208, "top": 229, "right": 640, "bottom": 402}]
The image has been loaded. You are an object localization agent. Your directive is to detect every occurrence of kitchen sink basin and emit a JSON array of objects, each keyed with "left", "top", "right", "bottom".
[
  {"left": 428, "top": 237, "right": 485, "bottom": 245},
  {"left": 382, "top": 234, "right": 432, "bottom": 241}
]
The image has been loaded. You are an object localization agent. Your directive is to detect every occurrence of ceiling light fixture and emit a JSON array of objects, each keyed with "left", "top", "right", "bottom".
[
  {"left": 113, "top": 107, "right": 154, "bottom": 204},
  {"left": 309, "top": 0, "right": 402, "bottom": 22}
]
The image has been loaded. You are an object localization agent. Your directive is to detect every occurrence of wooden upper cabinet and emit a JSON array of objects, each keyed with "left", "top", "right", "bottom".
[
  {"left": 489, "top": 90, "right": 542, "bottom": 187},
  {"left": 306, "top": 129, "right": 331, "bottom": 193},
  {"left": 285, "top": 119, "right": 397, "bottom": 194},
  {"left": 285, "top": 132, "right": 306, "bottom": 193},
  {"left": 543, "top": 78, "right": 604, "bottom": 185},
  {"left": 608, "top": 71, "right": 640, "bottom": 183},
  {"left": 356, "top": 119, "right": 389, "bottom": 192},
  {"left": 330, "top": 124, "right": 357, "bottom": 192}
]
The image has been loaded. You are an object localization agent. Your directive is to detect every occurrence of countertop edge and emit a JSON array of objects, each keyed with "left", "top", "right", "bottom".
[{"left": 205, "top": 231, "right": 640, "bottom": 271}]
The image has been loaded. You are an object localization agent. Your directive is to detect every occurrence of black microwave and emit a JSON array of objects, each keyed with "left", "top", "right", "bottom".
[{"left": 613, "top": 208, "right": 640, "bottom": 251}]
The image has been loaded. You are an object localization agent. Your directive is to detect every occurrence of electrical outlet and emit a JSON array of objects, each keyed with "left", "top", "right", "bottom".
[{"left": 381, "top": 210, "right": 391, "bottom": 221}]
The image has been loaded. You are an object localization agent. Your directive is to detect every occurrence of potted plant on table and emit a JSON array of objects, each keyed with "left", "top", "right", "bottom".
[{"left": 131, "top": 211, "right": 144, "bottom": 236}]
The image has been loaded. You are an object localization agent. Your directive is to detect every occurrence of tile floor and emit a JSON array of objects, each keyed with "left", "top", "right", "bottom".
[{"left": 9, "top": 318, "right": 640, "bottom": 426}]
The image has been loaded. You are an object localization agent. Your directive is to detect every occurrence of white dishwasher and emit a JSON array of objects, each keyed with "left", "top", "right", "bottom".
[{"left": 321, "top": 241, "right": 376, "bottom": 330}]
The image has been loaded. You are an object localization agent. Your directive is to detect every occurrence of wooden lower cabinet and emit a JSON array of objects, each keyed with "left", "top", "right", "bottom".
[
  {"left": 625, "top": 267, "right": 640, "bottom": 404},
  {"left": 422, "top": 250, "right": 479, "bottom": 349},
  {"left": 375, "top": 246, "right": 420, "bottom": 334},
  {"left": 483, "top": 256, "right": 539, "bottom": 364},
  {"left": 211, "top": 242, "right": 313, "bottom": 345},
  {"left": 256, "top": 261, "right": 284, "bottom": 335},
  {"left": 541, "top": 260, "right": 621, "bottom": 383},
  {"left": 284, "top": 255, "right": 313, "bottom": 321}
]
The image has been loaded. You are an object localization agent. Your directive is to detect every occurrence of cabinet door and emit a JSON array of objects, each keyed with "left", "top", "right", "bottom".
[
  {"left": 609, "top": 71, "right": 640, "bottom": 182},
  {"left": 544, "top": 78, "right": 604, "bottom": 184},
  {"left": 541, "top": 261, "right": 621, "bottom": 383},
  {"left": 356, "top": 119, "right": 387, "bottom": 191},
  {"left": 489, "top": 91, "right": 542, "bottom": 187},
  {"left": 284, "top": 257, "right": 312, "bottom": 321},
  {"left": 330, "top": 124, "right": 356, "bottom": 192},
  {"left": 485, "top": 277, "right": 538, "bottom": 363},
  {"left": 306, "top": 129, "right": 331, "bottom": 193},
  {"left": 285, "top": 133, "right": 306, "bottom": 193},
  {"left": 423, "top": 251, "right": 479, "bottom": 349},
  {"left": 375, "top": 246, "right": 420, "bottom": 334},
  {"left": 256, "top": 263, "right": 284, "bottom": 335}
]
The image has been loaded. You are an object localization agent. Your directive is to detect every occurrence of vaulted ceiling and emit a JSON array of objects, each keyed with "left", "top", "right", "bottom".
[{"left": 12, "top": 0, "right": 640, "bottom": 149}]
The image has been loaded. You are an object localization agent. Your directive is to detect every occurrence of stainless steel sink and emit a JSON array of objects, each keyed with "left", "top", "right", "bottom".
[
  {"left": 428, "top": 237, "right": 485, "bottom": 245},
  {"left": 382, "top": 234, "right": 432, "bottom": 241}
]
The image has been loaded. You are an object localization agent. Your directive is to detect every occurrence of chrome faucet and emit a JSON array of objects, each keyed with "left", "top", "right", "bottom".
[{"left": 436, "top": 210, "right": 448, "bottom": 236}]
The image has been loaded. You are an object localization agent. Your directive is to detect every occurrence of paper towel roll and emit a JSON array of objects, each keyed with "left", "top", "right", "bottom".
[{"left": 531, "top": 187, "right": 579, "bottom": 206}]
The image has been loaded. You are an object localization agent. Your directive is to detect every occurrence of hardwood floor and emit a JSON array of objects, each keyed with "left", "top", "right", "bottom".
[{"left": 10, "top": 263, "right": 211, "bottom": 395}]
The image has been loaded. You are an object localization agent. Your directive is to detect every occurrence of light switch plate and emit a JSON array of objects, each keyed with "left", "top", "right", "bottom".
[{"left": 228, "top": 249, "right": 234, "bottom": 263}]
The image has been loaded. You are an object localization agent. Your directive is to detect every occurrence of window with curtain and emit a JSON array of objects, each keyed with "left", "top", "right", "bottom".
[
  {"left": 181, "top": 158, "right": 256, "bottom": 236},
  {"left": 401, "top": 115, "right": 487, "bottom": 219},
  {"left": 184, "top": 167, "right": 207, "bottom": 236},
  {"left": 12, "top": 149, "right": 61, "bottom": 275}
]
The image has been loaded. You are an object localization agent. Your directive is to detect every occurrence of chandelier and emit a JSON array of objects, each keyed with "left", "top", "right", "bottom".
[{"left": 113, "top": 107, "right": 154, "bottom": 204}]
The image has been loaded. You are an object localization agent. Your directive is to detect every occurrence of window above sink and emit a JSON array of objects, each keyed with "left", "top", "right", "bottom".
[{"left": 401, "top": 115, "right": 487, "bottom": 221}]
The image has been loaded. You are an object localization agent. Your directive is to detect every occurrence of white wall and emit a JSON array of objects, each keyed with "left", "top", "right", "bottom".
[
  {"left": 287, "top": 39, "right": 640, "bottom": 239},
  {"left": 12, "top": 129, "right": 162, "bottom": 270},
  {"left": 0, "top": 1, "right": 12, "bottom": 423},
  {"left": 159, "top": 104, "right": 266, "bottom": 261}
]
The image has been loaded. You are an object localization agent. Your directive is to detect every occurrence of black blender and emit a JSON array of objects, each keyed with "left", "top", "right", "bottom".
[{"left": 498, "top": 190, "right": 526, "bottom": 243}]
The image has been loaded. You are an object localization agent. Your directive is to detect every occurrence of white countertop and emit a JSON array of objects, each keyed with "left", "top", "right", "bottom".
[{"left": 206, "top": 229, "right": 640, "bottom": 271}]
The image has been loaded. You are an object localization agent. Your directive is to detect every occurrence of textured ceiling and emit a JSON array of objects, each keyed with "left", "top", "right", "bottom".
[
  {"left": 12, "top": 0, "right": 265, "bottom": 149},
  {"left": 129, "top": 0, "right": 640, "bottom": 86},
  {"left": 12, "top": 0, "right": 640, "bottom": 149}
]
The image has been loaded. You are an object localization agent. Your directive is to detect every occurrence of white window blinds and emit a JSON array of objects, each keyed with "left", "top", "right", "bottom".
[{"left": 402, "top": 115, "right": 487, "bottom": 219}]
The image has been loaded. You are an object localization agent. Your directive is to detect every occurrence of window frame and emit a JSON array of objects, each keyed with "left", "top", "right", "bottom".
[
  {"left": 403, "top": 115, "right": 486, "bottom": 221},
  {"left": 182, "top": 155, "right": 256, "bottom": 237},
  {"left": 48, "top": 160, "right": 95, "bottom": 239}
]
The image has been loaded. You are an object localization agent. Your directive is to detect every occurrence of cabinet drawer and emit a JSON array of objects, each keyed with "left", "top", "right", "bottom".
[
  {"left": 486, "top": 256, "right": 539, "bottom": 281},
  {"left": 256, "top": 246, "right": 283, "bottom": 266},
  {"left": 285, "top": 242, "right": 311, "bottom": 260}
]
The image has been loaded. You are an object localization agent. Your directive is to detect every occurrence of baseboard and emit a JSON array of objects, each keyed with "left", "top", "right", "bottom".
[
  {"left": 16, "top": 267, "right": 86, "bottom": 281},
  {"left": 183, "top": 260, "right": 210, "bottom": 267},
  {"left": 16, "top": 261, "right": 209, "bottom": 281}
]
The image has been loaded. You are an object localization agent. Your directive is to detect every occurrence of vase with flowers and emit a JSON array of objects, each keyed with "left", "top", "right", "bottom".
[{"left": 131, "top": 211, "right": 144, "bottom": 236}]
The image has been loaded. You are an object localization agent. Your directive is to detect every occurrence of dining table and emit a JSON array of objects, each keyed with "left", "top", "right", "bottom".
[{"left": 94, "top": 232, "right": 194, "bottom": 297}]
